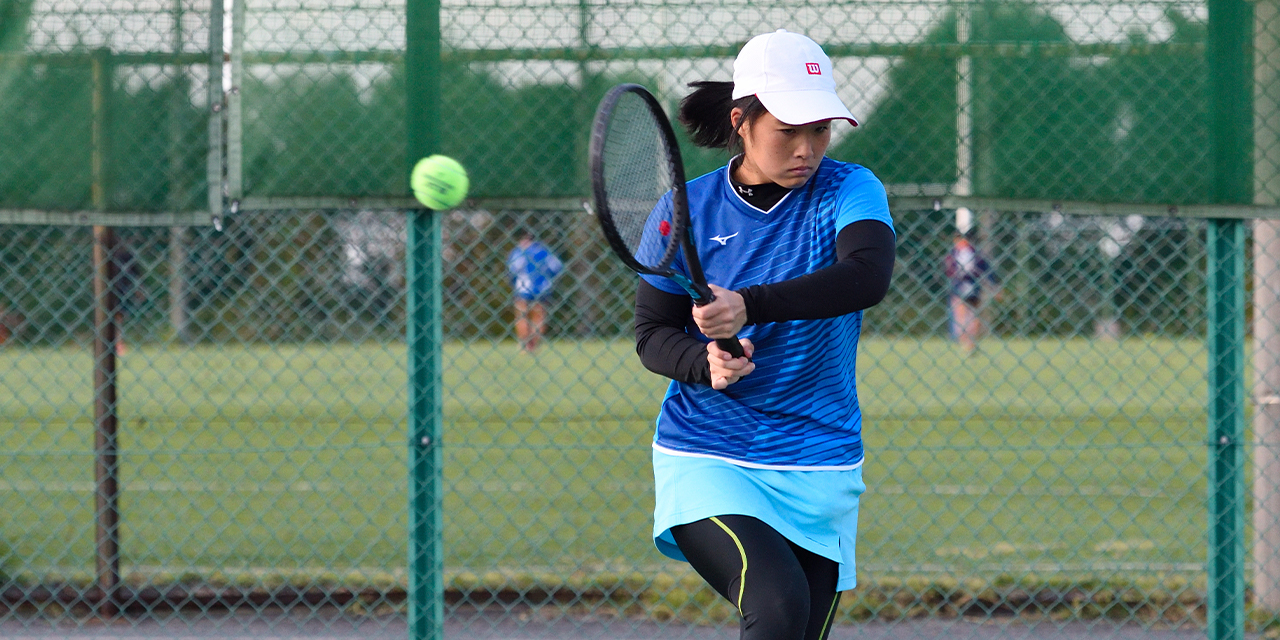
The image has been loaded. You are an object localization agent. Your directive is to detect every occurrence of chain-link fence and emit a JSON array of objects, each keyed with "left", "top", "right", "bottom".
[
  {"left": 3, "top": 0, "right": 1280, "bottom": 638},
  {"left": 0, "top": 206, "right": 1241, "bottom": 638}
]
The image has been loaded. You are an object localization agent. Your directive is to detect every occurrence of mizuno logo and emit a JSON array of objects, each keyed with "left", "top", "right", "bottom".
[{"left": 710, "top": 232, "right": 739, "bottom": 246}]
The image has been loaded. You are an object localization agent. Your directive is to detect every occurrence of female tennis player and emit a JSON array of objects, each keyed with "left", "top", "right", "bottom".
[{"left": 634, "top": 29, "right": 896, "bottom": 639}]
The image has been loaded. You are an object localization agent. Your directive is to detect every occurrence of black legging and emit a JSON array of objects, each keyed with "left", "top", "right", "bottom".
[{"left": 670, "top": 515, "right": 841, "bottom": 640}]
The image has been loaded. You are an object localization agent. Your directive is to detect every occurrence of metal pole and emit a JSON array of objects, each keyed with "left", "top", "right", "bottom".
[
  {"left": 1208, "top": 0, "right": 1253, "bottom": 637},
  {"left": 207, "top": 0, "right": 225, "bottom": 227},
  {"left": 91, "top": 226, "right": 121, "bottom": 619},
  {"left": 227, "top": 0, "right": 244, "bottom": 203},
  {"left": 406, "top": 207, "right": 443, "bottom": 640},
  {"left": 1097, "top": 251, "right": 1119, "bottom": 340},
  {"left": 970, "top": 4, "right": 995, "bottom": 248},
  {"left": 1254, "top": 220, "right": 1280, "bottom": 612},
  {"left": 953, "top": 0, "right": 973, "bottom": 234},
  {"left": 168, "top": 226, "right": 188, "bottom": 340},
  {"left": 1208, "top": 219, "right": 1247, "bottom": 640},
  {"left": 1253, "top": 0, "right": 1280, "bottom": 614},
  {"left": 90, "top": 46, "right": 121, "bottom": 618},
  {"left": 1012, "top": 221, "right": 1029, "bottom": 335},
  {"left": 570, "top": 0, "right": 599, "bottom": 337},
  {"left": 406, "top": 0, "right": 443, "bottom": 637},
  {"left": 168, "top": 0, "right": 189, "bottom": 342}
]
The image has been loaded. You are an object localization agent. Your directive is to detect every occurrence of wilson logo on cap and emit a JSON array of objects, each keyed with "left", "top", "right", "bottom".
[{"left": 731, "top": 29, "right": 858, "bottom": 126}]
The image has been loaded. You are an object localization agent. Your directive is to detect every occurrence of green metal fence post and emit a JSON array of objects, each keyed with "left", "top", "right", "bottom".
[
  {"left": 1208, "top": 219, "right": 1247, "bottom": 640},
  {"left": 407, "top": 205, "right": 443, "bottom": 640},
  {"left": 1208, "top": 0, "right": 1253, "bottom": 637},
  {"left": 406, "top": 0, "right": 443, "bottom": 637}
]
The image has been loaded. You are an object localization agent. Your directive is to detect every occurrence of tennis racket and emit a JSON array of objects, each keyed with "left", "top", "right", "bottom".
[{"left": 589, "top": 83, "right": 746, "bottom": 359}]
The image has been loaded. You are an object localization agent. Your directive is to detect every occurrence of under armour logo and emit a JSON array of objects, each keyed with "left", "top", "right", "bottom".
[
  {"left": 710, "top": 232, "right": 739, "bottom": 246},
  {"left": 735, "top": 185, "right": 753, "bottom": 197},
  {"left": 806, "top": 63, "right": 821, "bottom": 75}
]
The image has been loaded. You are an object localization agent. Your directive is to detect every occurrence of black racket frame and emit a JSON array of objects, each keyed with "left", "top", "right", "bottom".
[{"left": 589, "top": 83, "right": 746, "bottom": 360}]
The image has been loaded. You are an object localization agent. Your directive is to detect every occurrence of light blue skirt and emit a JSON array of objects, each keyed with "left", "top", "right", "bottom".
[{"left": 652, "top": 448, "right": 866, "bottom": 591}]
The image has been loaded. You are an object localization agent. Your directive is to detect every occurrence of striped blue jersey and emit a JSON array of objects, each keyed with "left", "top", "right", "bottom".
[
  {"left": 640, "top": 157, "right": 893, "bottom": 469},
  {"left": 507, "top": 241, "right": 563, "bottom": 301}
]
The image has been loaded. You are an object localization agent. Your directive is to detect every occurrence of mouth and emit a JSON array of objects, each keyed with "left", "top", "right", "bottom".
[{"left": 787, "top": 166, "right": 814, "bottom": 176}]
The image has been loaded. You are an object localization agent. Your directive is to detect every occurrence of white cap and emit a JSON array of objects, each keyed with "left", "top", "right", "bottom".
[{"left": 732, "top": 29, "right": 858, "bottom": 127}]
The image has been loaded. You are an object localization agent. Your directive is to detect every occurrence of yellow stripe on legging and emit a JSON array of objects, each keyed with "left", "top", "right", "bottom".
[
  {"left": 817, "top": 592, "right": 840, "bottom": 640},
  {"left": 709, "top": 516, "right": 748, "bottom": 613}
]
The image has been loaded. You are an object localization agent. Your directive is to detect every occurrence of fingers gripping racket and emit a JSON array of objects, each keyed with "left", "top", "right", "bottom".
[{"left": 589, "top": 83, "right": 746, "bottom": 359}]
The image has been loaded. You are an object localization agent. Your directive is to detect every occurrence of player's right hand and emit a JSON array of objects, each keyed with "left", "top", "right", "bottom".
[
  {"left": 708, "top": 338, "right": 755, "bottom": 390},
  {"left": 692, "top": 284, "right": 747, "bottom": 339}
]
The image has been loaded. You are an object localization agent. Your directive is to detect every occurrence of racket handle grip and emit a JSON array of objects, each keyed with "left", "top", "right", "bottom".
[
  {"left": 715, "top": 337, "right": 746, "bottom": 359},
  {"left": 693, "top": 288, "right": 747, "bottom": 359}
]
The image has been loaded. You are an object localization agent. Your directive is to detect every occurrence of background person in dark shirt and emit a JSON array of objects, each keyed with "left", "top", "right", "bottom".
[{"left": 944, "top": 232, "right": 999, "bottom": 355}]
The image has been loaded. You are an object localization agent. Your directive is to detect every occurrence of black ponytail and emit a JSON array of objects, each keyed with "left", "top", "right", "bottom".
[{"left": 677, "top": 81, "right": 768, "bottom": 150}]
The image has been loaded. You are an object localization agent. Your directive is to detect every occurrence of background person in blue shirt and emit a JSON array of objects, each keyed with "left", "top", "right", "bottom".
[
  {"left": 634, "top": 29, "right": 896, "bottom": 640},
  {"left": 506, "top": 229, "right": 563, "bottom": 353}
]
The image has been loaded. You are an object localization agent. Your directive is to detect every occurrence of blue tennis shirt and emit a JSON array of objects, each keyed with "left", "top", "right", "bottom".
[
  {"left": 640, "top": 157, "right": 893, "bottom": 470},
  {"left": 506, "top": 241, "right": 563, "bottom": 301}
]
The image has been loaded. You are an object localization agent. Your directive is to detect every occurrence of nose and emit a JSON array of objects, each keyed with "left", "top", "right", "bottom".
[{"left": 795, "top": 135, "right": 814, "bottom": 159}]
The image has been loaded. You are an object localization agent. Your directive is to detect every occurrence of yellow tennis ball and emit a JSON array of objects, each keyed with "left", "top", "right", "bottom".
[{"left": 411, "top": 155, "right": 469, "bottom": 210}]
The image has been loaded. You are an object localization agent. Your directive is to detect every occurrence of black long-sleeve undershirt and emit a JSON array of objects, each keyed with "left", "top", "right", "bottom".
[{"left": 634, "top": 219, "right": 896, "bottom": 385}]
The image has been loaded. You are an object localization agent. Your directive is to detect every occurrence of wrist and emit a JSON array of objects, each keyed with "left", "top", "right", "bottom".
[{"left": 736, "top": 286, "right": 759, "bottom": 325}]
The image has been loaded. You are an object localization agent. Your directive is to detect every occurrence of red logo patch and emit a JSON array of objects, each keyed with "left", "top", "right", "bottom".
[
  {"left": 658, "top": 220, "right": 671, "bottom": 236},
  {"left": 806, "top": 62, "right": 821, "bottom": 75}
]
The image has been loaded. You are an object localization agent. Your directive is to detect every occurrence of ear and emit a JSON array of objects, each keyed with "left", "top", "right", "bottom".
[{"left": 730, "top": 107, "right": 745, "bottom": 132}]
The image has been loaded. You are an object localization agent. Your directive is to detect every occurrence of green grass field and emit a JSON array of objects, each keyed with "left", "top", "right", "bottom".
[{"left": 0, "top": 337, "right": 1209, "bottom": 583}]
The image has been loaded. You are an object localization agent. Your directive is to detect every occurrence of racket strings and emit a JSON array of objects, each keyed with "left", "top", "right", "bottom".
[{"left": 600, "top": 92, "right": 679, "bottom": 271}]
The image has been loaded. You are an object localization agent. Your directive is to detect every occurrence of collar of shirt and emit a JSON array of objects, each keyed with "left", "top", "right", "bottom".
[{"left": 727, "top": 156, "right": 792, "bottom": 212}]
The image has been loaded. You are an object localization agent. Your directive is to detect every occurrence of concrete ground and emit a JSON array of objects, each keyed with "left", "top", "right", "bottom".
[{"left": 0, "top": 608, "right": 1236, "bottom": 640}]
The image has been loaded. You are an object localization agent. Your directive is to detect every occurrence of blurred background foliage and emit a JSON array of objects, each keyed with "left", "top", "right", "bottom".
[
  {"left": 0, "top": 4, "right": 1210, "bottom": 207},
  {"left": 829, "top": 3, "right": 1209, "bottom": 203},
  {"left": 0, "top": 2, "right": 1214, "bottom": 343}
]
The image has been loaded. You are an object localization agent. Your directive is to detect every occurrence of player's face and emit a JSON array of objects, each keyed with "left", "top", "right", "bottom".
[{"left": 732, "top": 110, "right": 832, "bottom": 188}]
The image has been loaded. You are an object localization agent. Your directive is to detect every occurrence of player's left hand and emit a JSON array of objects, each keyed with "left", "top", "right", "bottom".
[
  {"left": 708, "top": 338, "right": 755, "bottom": 390},
  {"left": 692, "top": 284, "right": 747, "bottom": 339}
]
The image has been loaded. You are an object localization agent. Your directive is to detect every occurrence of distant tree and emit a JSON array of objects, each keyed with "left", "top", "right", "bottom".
[
  {"left": 1095, "top": 10, "right": 1210, "bottom": 203},
  {"left": 240, "top": 70, "right": 400, "bottom": 197},
  {"left": 111, "top": 73, "right": 206, "bottom": 211},
  {"left": 0, "top": 61, "right": 204, "bottom": 211},
  {"left": 828, "top": 2, "right": 1207, "bottom": 204},
  {"left": 833, "top": 4, "right": 1210, "bottom": 337},
  {"left": 827, "top": 9, "right": 958, "bottom": 185},
  {"left": 0, "top": 61, "right": 92, "bottom": 209},
  {"left": 0, "top": 0, "right": 34, "bottom": 97},
  {"left": 963, "top": 2, "right": 1109, "bottom": 200},
  {"left": 237, "top": 61, "right": 622, "bottom": 199}
]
